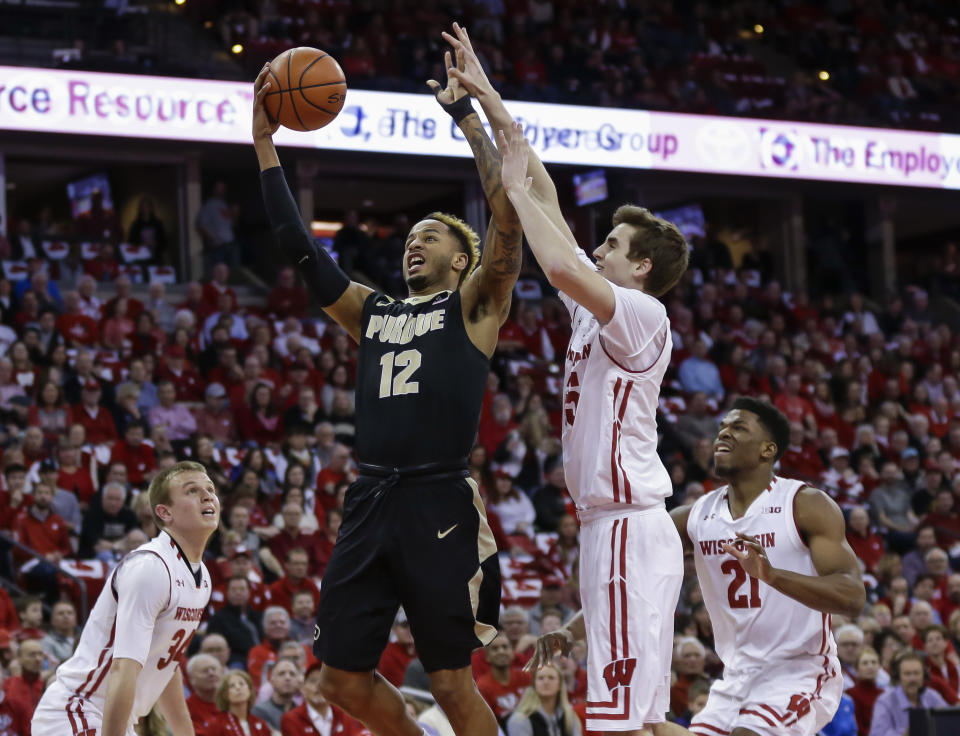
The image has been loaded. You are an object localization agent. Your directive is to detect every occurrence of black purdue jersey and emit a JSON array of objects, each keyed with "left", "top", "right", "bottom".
[{"left": 354, "top": 289, "right": 489, "bottom": 468}]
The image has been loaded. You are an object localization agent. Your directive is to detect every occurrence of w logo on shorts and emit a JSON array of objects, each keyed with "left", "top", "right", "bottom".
[{"left": 602, "top": 658, "right": 637, "bottom": 690}]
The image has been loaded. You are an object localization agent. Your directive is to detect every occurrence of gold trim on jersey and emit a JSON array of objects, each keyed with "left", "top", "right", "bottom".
[
  {"left": 403, "top": 290, "right": 452, "bottom": 305},
  {"left": 466, "top": 477, "right": 498, "bottom": 646}
]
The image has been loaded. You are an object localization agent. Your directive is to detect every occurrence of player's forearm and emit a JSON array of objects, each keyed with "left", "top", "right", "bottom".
[
  {"left": 475, "top": 89, "right": 561, "bottom": 211},
  {"left": 260, "top": 166, "right": 349, "bottom": 307},
  {"left": 506, "top": 188, "right": 581, "bottom": 287},
  {"left": 766, "top": 568, "right": 865, "bottom": 617},
  {"left": 457, "top": 112, "right": 512, "bottom": 224},
  {"left": 254, "top": 135, "right": 280, "bottom": 172},
  {"left": 156, "top": 667, "right": 196, "bottom": 736},
  {"left": 101, "top": 658, "right": 142, "bottom": 736}
]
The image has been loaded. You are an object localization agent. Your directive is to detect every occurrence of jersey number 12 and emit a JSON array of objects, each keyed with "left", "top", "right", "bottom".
[
  {"left": 379, "top": 350, "right": 422, "bottom": 398},
  {"left": 720, "top": 559, "right": 761, "bottom": 609}
]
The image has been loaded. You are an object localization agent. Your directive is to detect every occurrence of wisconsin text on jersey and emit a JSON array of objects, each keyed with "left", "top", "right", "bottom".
[{"left": 697, "top": 533, "right": 777, "bottom": 556}]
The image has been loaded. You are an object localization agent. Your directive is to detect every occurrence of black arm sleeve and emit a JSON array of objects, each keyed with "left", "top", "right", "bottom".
[{"left": 260, "top": 165, "right": 350, "bottom": 307}]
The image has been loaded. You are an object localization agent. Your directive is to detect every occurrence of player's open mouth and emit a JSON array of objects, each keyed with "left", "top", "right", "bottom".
[
  {"left": 714, "top": 442, "right": 733, "bottom": 454},
  {"left": 201, "top": 507, "right": 217, "bottom": 517},
  {"left": 407, "top": 254, "right": 425, "bottom": 273}
]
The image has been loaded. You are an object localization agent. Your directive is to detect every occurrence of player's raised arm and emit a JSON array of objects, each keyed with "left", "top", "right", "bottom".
[
  {"left": 252, "top": 65, "right": 371, "bottom": 342},
  {"left": 501, "top": 124, "right": 617, "bottom": 323},
  {"left": 722, "top": 488, "right": 865, "bottom": 617},
  {"left": 441, "top": 23, "right": 577, "bottom": 253},
  {"left": 429, "top": 49, "right": 521, "bottom": 318}
]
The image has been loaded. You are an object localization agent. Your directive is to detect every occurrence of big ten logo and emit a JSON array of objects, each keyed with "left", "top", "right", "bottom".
[{"left": 602, "top": 658, "right": 637, "bottom": 690}]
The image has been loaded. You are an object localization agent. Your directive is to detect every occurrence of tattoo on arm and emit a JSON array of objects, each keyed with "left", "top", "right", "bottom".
[
  {"left": 459, "top": 115, "right": 523, "bottom": 308},
  {"left": 460, "top": 113, "right": 510, "bottom": 222}
]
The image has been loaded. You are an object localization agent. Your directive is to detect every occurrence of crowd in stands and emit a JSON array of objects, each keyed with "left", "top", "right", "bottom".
[
  {"left": 196, "top": 0, "right": 959, "bottom": 132},
  {"left": 1, "top": 209, "right": 960, "bottom": 735}
]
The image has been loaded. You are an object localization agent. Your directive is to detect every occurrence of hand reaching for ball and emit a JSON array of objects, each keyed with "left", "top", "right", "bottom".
[
  {"left": 427, "top": 48, "right": 467, "bottom": 105},
  {"left": 253, "top": 64, "right": 280, "bottom": 140},
  {"left": 442, "top": 23, "right": 496, "bottom": 101}
]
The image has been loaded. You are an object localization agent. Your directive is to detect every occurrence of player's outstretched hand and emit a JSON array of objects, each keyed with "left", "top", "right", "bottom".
[
  {"left": 722, "top": 532, "right": 773, "bottom": 583},
  {"left": 524, "top": 628, "right": 574, "bottom": 673},
  {"left": 442, "top": 22, "right": 496, "bottom": 100},
  {"left": 252, "top": 64, "right": 280, "bottom": 140},
  {"left": 500, "top": 121, "right": 532, "bottom": 196},
  {"left": 427, "top": 48, "right": 466, "bottom": 105}
]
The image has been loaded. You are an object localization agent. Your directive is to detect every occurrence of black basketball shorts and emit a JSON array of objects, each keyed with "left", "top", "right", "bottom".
[{"left": 314, "top": 473, "right": 501, "bottom": 673}]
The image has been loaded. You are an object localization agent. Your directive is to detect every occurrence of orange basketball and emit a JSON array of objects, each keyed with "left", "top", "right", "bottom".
[{"left": 265, "top": 47, "right": 347, "bottom": 132}]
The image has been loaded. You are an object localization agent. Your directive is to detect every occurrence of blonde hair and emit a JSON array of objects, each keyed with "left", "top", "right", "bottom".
[
  {"left": 514, "top": 662, "right": 577, "bottom": 728},
  {"left": 214, "top": 670, "right": 256, "bottom": 712},
  {"left": 425, "top": 211, "right": 481, "bottom": 286},
  {"left": 147, "top": 460, "right": 206, "bottom": 529}
]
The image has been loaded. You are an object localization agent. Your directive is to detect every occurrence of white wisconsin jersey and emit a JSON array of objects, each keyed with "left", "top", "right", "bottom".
[
  {"left": 52, "top": 530, "right": 211, "bottom": 725},
  {"left": 687, "top": 477, "right": 837, "bottom": 672},
  {"left": 560, "top": 252, "right": 673, "bottom": 511}
]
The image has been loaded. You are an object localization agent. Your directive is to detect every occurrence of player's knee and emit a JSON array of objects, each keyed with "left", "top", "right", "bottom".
[
  {"left": 317, "top": 667, "right": 371, "bottom": 711},
  {"left": 428, "top": 672, "right": 471, "bottom": 713}
]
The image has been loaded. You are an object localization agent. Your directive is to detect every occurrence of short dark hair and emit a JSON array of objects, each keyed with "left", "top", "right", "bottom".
[
  {"left": 612, "top": 205, "right": 689, "bottom": 297},
  {"left": 892, "top": 650, "right": 926, "bottom": 682},
  {"left": 731, "top": 397, "right": 790, "bottom": 462},
  {"left": 915, "top": 573, "right": 938, "bottom": 588},
  {"left": 3, "top": 463, "right": 26, "bottom": 478}
]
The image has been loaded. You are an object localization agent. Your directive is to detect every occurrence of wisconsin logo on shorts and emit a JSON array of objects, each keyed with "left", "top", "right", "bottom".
[{"left": 602, "top": 658, "right": 637, "bottom": 690}]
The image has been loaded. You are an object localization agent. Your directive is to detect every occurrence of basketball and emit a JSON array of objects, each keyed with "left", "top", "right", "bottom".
[{"left": 264, "top": 47, "right": 347, "bottom": 132}]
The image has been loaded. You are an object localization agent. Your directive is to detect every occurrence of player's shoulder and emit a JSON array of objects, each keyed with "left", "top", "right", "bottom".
[
  {"left": 612, "top": 282, "right": 667, "bottom": 315},
  {"left": 790, "top": 482, "right": 844, "bottom": 530}
]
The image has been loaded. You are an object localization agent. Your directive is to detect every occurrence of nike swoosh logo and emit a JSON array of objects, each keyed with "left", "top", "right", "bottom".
[{"left": 437, "top": 524, "right": 458, "bottom": 539}]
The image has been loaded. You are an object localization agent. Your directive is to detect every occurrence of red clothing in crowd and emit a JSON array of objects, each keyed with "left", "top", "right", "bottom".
[
  {"left": 203, "top": 281, "right": 238, "bottom": 313},
  {"left": 74, "top": 404, "right": 119, "bottom": 445},
  {"left": 109, "top": 439, "right": 158, "bottom": 486},
  {"left": 13, "top": 508, "right": 71, "bottom": 564},
  {"left": 4, "top": 671, "right": 44, "bottom": 711},
  {"left": 477, "top": 669, "right": 531, "bottom": 721},
  {"left": 187, "top": 693, "right": 221, "bottom": 736},
  {"left": 210, "top": 711, "right": 271, "bottom": 736},
  {"left": 315, "top": 535, "right": 336, "bottom": 577},
  {"left": 928, "top": 659, "right": 960, "bottom": 705},
  {"left": 266, "top": 576, "right": 320, "bottom": 614},
  {"left": 0, "top": 689, "right": 31, "bottom": 736},
  {"left": 58, "top": 313, "right": 100, "bottom": 346},
  {"left": 208, "top": 580, "right": 271, "bottom": 612},
  {"left": 846, "top": 530, "right": 886, "bottom": 573},
  {"left": 157, "top": 362, "right": 205, "bottom": 402},
  {"left": 377, "top": 642, "right": 416, "bottom": 688},
  {"left": 280, "top": 703, "right": 359, "bottom": 736},
  {"left": 268, "top": 530, "right": 323, "bottom": 577},
  {"left": 0, "top": 588, "right": 17, "bottom": 630},
  {"left": 774, "top": 393, "right": 814, "bottom": 425},
  {"left": 268, "top": 286, "right": 309, "bottom": 320},
  {"left": 58, "top": 466, "right": 97, "bottom": 505},
  {"left": 248, "top": 640, "right": 316, "bottom": 690},
  {"left": 921, "top": 511, "right": 960, "bottom": 548},
  {"left": 778, "top": 443, "right": 824, "bottom": 481}
]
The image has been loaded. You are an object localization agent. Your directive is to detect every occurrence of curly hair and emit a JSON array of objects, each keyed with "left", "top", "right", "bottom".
[{"left": 425, "top": 211, "right": 481, "bottom": 287}]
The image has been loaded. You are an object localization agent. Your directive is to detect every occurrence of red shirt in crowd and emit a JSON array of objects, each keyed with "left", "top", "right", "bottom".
[
  {"left": 74, "top": 404, "right": 119, "bottom": 445},
  {"left": 209, "top": 711, "right": 271, "bottom": 736},
  {"left": 377, "top": 642, "right": 416, "bottom": 688},
  {"left": 13, "top": 508, "right": 71, "bottom": 564},
  {"left": 110, "top": 439, "right": 157, "bottom": 487},
  {"left": 268, "top": 530, "right": 322, "bottom": 577},
  {"left": 57, "top": 313, "right": 100, "bottom": 346},
  {"left": 266, "top": 576, "right": 320, "bottom": 614},
  {"left": 0, "top": 688, "right": 31, "bottom": 736},
  {"left": 187, "top": 693, "right": 221, "bottom": 736},
  {"left": 846, "top": 530, "right": 886, "bottom": 573},
  {"left": 477, "top": 669, "right": 531, "bottom": 721},
  {"left": 848, "top": 679, "right": 883, "bottom": 736},
  {"left": 778, "top": 443, "right": 824, "bottom": 482},
  {"left": 4, "top": 671, "right": 44, "bottom": 712},
  {"left": 268, "top": 286, "right": 309, "bottom": 320},
  {"left": 157, "top": 362, "right": 205, "bottom": 402},
  {"left": 58, "top": 466, "right": 97, "bottom": 506},
  {"left": 0, "top": 588, "right": 16, "bottom": 630},
  {"left": 929, "top": 659, "right": 960, "bottom": 705},
  {"left": 280, "top": 703, "right": 359, "bottom": 736}
]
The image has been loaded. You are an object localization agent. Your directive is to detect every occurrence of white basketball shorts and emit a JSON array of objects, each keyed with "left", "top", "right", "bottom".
[
  {"left": 579, "top": 505, "right": 683, "bottom": 732},
  {"left": 32, "top": 679, "right": 137, "bottom": 736},
  {"left": 690, "top": 655, "right": 843, "bottom": 736}
]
